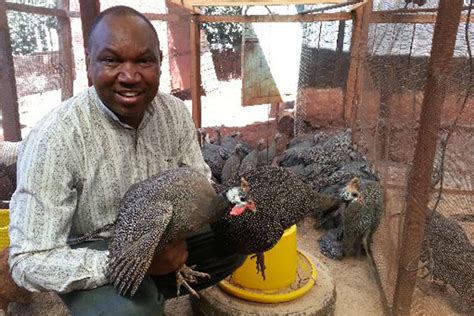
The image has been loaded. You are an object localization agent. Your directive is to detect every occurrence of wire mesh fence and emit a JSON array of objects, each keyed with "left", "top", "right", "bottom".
[{"left": 1, "top": 0, "right": 473, "bottom": 314}]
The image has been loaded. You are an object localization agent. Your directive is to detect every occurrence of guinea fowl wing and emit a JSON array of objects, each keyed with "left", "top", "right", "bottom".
[
  {"left": 107, "top": 192, "right": 174, "bottom": 297},
  {"left": 107, "top": 168, "right": 232, "bottom": 297}
]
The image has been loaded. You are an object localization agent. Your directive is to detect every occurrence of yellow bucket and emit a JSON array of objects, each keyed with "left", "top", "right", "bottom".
[
  {"left": 0, "top": 209, "right": 10, "bottom": 250},
  {"left": 231, "top": 225, "right": 297, "bottom": 290}
]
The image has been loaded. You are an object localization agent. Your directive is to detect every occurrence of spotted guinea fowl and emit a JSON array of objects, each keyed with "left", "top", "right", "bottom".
[
  {"left": 257, "top": 133, "right": 282, "bottom": 166},
  {"left": 199, "top": 130, "right": 230, "bottom": 182},
  {"left": 215, "top": 128, "right": 252, "bottom": 154},
  {"left": 421, "top": 209, "right": 474, "bottom": 310},
  {"left": 220, "top": 144, "right": 247, "bottom": 186},
  {"left": 340, "top": 178, "right": 383, "bottom": 257},
  {"left": 107, "top": 167, "right": 256, "bottom": 297},
  {"left": 239, "top": 139, "right": 264, "bottom": 176},
  {"left": 212, "top": 166, "right": 342, "bottom": 279},
  {"left": 318, "top": 178, "right": 383, "bottom": 260}
]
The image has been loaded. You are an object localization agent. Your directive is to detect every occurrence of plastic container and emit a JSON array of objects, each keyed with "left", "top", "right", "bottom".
[
  {"left": 0, "top": 209, "right": 10, "bottom": 250},
  {"left": 232, "top": 224, "right": 298, "bottom": 290}
]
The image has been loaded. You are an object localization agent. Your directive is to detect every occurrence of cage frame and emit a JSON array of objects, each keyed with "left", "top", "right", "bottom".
[{"left": 0, "top": 0, "right": 472, "bottom": 314}]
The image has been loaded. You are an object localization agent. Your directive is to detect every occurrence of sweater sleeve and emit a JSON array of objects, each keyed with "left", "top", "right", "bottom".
[{"left": 8, "top": 114, "right": 109, "bottom": 293}]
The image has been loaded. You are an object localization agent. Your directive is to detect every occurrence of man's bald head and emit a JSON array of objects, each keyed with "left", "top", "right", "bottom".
[{"left": 87, "top": 6, "right": 159, "bottom": 52}]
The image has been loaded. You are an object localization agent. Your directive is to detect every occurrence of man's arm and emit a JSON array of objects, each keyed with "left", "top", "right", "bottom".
[{"left": 8, "top": 118, "right": 109, "bottom": 293}]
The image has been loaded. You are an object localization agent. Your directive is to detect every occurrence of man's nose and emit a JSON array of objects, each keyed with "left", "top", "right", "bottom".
[{"left": 118, "top": 62, "right": 141, "bottom": 83}]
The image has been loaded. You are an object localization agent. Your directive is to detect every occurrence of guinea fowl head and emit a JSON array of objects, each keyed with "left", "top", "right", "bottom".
[
  {"left": 226, "top": 177, "right": 256, "bottom": 216},
  {"left": 340, "top": 177, "right": 364, "bottom": 204}
]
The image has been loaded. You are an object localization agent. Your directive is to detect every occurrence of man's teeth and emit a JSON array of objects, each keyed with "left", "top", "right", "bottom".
[{"left": 119, "top": 92, "right": 140, "bottom": 97}]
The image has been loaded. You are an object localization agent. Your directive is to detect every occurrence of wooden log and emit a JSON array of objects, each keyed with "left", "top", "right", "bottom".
[
  {"left": 277, "top": 111, "right": 295, "bottom": 137},
  {"left": 57, "top": 0, "right": 74, "bottom": 101},
  {"left": 190, "top": 14, "right": 202, "bottom": 128},
  {"left": 392, "top": 1, "right": 465, "bottom": 315},
  {"left": 78, "top": 0, "right": 100, "bottom": 86},
  {"left": 0, "top": 0, "right": 21, "bottom": 141},
  {"left": 198, "top": 12, "right": 351, "bottom": 23},
  {"left": 343, "top": 0, "right": 372, "bottom": 134}
]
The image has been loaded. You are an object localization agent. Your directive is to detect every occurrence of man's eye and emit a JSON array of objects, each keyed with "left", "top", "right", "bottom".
[
  {"left": 102, "top": 58, "right": 118, "bottom": 65},
  {"left": 138, "top": 58, "right": 155, "bottom": 65}
]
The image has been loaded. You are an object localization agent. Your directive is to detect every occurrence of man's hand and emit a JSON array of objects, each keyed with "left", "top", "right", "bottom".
[
  {"left": 0, "top": 249, "right": 31, "bottom": 310},
  {"left": 147, "top": 240, "right": 188, "bottom": 276}
]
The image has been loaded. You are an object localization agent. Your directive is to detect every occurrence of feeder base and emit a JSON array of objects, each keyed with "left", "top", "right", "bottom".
[{"left": 191, "top": 253, "right": 336, "bottom": 316}]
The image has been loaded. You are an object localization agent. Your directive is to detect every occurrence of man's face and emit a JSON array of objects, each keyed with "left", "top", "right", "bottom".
[{"left": 87, "top": 15, "right": 161, "bottom": 128}]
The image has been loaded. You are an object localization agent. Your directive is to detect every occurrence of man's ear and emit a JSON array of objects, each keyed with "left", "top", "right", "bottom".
[{"left": 85, "top": 50, "right": 92, "bottom": 81}]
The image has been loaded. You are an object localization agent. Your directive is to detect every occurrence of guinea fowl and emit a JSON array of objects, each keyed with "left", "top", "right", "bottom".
[
  {"left": 257, "top": 133, "right": 282, "bottom": 166},
  {"left": 212, "top": 166, "right": 342, "bottom": 279},
  {"left": 107, "top": 167, "right": 256, "bottom": 297},
  {"left": 0, "top": 163, "right": 17, "bottom": 202},
  {"left": 239, "top": 139, "right": 264, "bottom": 176},
  {"left": 318, "top": 178, "right": 383, "bottom": 260},
  {"left": 220, "top": 144, "right": 247, "bottom": 186},
  {"left": 421, "top": 209, "right": 474, "bottom": 309},
  {"left": 340, "top": 178, "right": 383, "bottom": 257},
  {"left": 215, "top": 129, "right": 252, "bottom": 154},
  {"left": 199, "top": 130, "right": 230, "bottom": 182},
  {"left": 278, "top": 131, "right": 328, "bottom": 167}
]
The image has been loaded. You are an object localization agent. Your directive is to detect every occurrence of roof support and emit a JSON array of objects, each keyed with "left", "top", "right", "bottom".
[{"left": 190, "top": 14, "right": 202, "bottom": 128}]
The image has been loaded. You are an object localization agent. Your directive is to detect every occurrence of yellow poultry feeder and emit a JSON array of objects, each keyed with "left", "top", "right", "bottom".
[
  {"left": 0, "top": 209, "right": 10, "bottom": 250},
  {"left": 219, "top": 225, "right": 317, "bottom": 303}
]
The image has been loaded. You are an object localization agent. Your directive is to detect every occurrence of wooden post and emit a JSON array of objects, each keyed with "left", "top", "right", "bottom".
[
  {"left": 0, "top": 0, "right": 21, "bottom": 141},
  {"left": 79, "top": 0, "right": 100, "bottom": 86},
  {"left": 392, "top": 0, "right": 464, "bottom": 315},
  {"left": 57, "top": 0, "right": 74, "bottom": 101},
  {"left": 343, "top": 0, "right": 372, "bottom": 132},
  {"left": 190, "top": 13, "right": 201, "bottom": 128},
  {"left": 332, "top": 19, "right": 346, "bottom": 86}
]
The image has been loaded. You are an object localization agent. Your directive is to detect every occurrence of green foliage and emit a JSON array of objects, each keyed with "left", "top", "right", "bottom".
[
  {"left": 201, "top": 6, "right": 243, "bottom": 52},
  {"left": 7, "top": 0, "right": 58, "bottom": 55}
]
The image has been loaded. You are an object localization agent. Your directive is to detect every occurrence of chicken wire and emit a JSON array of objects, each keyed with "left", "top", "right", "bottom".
[
  {"left": 353, "top": 1, "right": 473, "bottom": 313},
  {"left": 3, "top": 0, "right": 472, "bottom": 312},
  {"left": 4, "top": 0, "right": 175, "bottom": 139},
  {"left": 284, "top": 1, "right": 474, "bottom": 313}
]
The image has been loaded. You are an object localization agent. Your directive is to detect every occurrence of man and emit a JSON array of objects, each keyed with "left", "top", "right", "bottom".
[{"left": 8, "top": 6, "right": 243, "bottom": 315}]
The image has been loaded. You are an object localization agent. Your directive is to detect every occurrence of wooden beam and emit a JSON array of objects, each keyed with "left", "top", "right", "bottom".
[
  {"left": 343, "top": 0, "right": 372, "bottom": 131},
  {"left": 371, "top": 11, "right": 474, "bottom": 24},
  {"left": 298, "top": 0, "right": 358, "bottom": 14},
  {"left": 171, "top": 0, "right": 345, "bottom": 9},
  {"left": 392, "top": 0, "right": 465, "bottom": 315},
  {"left": 380, "top": 5, "right": 473, "bottom": 14},
  {"left": 57, "top": 0, "right": 74, "bottom": 101},
  {"left": 199, "top": 12, "right": 351, "bottom": 22},
  {"left": 5, "top": 2, "right": 68, "bottom": 17},
  {"left": 79, "top": 0, "right": 100, "bottom": 87},
  {"left": 190, "top": 14, "right": 202, "bottom": 128},
  {"left": 144, "top": 12, "right": 182, "bottom": 22},
  {"left": 0, "top": 0, "right": 21, "bottom": 141}
]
